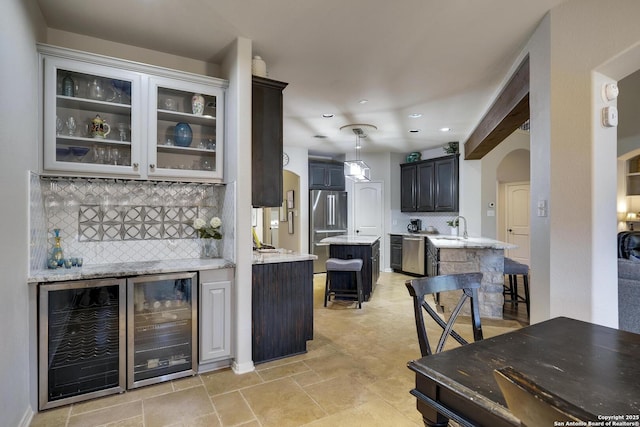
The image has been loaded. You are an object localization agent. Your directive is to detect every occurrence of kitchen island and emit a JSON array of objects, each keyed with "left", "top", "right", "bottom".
[
  {"left": 426, "top": 235, "right": 516, "bottom": 319},
  {"left": 252, "top": 250, "right": 317, "bottom": 363},
  {"left": 319, "top": 235, "right": 381, "bottom": 301}
]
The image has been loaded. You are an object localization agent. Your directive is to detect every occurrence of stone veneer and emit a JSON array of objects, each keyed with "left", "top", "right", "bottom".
[{"left": 436, "top": 247, "right": 505, "bottom": 319}]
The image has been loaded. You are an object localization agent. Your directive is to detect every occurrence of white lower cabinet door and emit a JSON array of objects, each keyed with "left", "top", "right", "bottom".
[{"left": 199, "top": 269, "right": 233, "bottom": 363}]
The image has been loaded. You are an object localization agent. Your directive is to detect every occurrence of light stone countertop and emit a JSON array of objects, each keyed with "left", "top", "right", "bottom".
[
  {"left": 426, "top": 235, "right": 516, "bottom": 250},
  {"left": 389, "top": 232, "right": 440, "bottom": 237},
  {"left": 252, "top": 250, "right": 317, "bottom": 264},
  {"left": 320, "top": 235, "right": 380, "bottom": 245},
  {"left": 29, "top": 258, "right": 235, "bottom": 284}
]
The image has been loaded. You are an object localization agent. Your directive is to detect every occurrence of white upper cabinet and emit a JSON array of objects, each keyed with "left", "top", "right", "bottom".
[
  {"left": 39, "top": 45, "right": 227, "bottom": 182},
  {"left": 147, "top": 76, "right": 224, "bottom": 181}
]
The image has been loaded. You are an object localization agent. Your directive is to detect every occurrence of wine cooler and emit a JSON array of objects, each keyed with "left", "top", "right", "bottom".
[
  {"left": 39, "top": 278, "right": 126, "bottom": 410},
  {"left": 127, "top": 272, "right": 197, "bottom": 389}
]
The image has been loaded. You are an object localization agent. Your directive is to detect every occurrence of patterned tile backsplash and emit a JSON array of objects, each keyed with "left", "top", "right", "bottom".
[{"left": 31, "top": 175, "right": 234, "bottom": 272}]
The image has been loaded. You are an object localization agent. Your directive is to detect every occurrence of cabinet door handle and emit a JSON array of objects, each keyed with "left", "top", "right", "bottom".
[
  {"left": 150, "top": 164, "right": 155, "bottom": 170},
  {"left": 133, "top": 162, "right": 139, "bottom": 169}
]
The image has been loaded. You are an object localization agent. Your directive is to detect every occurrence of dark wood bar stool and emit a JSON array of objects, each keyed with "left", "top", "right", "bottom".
[
  {"left": 324, "top": 258, "right": 364, "bottom": 309},
  {"left": 503, "top": 257, "right": 530, "bottom": 316}
]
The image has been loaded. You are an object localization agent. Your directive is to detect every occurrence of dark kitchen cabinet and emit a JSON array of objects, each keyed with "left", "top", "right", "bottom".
[
  {"left": 400, "top": 154, "right": 458, "bottom": 212},
  {"left": 390, "top": 235, "right": 403, "bottom": 270},
  {"left": 252, "top": 76, "right": 288, "bottom": 207},
  {"left": 252, "top": 260, "right": 313, "bottom": 363},
  {"left": 309, "top": 160, "right": 345, "bottom": 191},
  {"left": 426, "top": 237, "right": 439, "bottom": 277}
]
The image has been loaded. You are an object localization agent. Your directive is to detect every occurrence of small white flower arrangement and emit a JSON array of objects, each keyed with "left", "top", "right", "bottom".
[{"left": 193, "top": 216, "right": 222, "bottom": 239}]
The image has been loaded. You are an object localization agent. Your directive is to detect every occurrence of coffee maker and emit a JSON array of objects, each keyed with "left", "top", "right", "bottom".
[{"left": 407, "top": 218, "right": 422, "bottom": 233}]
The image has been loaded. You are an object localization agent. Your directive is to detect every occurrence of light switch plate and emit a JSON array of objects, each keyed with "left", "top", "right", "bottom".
[{"left": 602, "top": 106, "right": 618, "bottom": 127}]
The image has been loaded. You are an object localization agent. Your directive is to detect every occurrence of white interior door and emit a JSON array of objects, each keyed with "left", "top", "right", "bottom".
[
  {"left": 505, "top": 182, "right": 530, "bottom": 265},
  {"left": 353, "top": 182, "right": 383, "bottom": 236}
]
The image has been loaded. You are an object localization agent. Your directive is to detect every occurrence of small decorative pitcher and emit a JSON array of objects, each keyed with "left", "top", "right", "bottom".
[{"left": 90, "top": 114, "right": 111, "bottom": 139}]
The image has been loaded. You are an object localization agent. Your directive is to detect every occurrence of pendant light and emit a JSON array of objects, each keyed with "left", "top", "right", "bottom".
[{"left": 341, "top": 124, "right": 376, "bottom": 182}]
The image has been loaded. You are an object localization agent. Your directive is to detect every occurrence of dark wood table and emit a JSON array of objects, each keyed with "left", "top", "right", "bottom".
[{"left": 408, "top": 317, "right": 640, "bottom": 426}]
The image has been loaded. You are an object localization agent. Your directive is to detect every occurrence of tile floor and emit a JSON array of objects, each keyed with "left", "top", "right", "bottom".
[{"left": 30, "top": 271, "right": 522, "bottom": 427}]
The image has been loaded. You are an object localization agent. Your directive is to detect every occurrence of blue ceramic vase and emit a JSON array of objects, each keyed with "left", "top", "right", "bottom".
[{"left": 174, "top": 122, "right": 193, "bottom": 147}]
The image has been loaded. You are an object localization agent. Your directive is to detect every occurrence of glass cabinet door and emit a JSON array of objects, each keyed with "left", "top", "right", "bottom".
[
  {"left": 43, "top": 56, "right": 142, "bottom": 176},
  {"left": 148, "top": 76, "right": 224, "bottom": 181},
  {"left": 127, "top": 272, "right": 197, "bottom": 389}
]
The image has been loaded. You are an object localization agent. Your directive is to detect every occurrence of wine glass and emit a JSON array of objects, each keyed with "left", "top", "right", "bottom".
[
  {"left": 117, "top": 123, "right": 128, "bottom": 141},
  {"left": 66, "top": 116, "right": 77, "bottom": 136},
  {"left": 110, "top": 147, "right": 122, "bottom": 165},
  {"left": 56, "top": 116, "right": 64, "bottom": 135},
  {"left": 63, "top": 180, "right": 81, "bottom": 212},
  {"left": 94, "top": 145, "right": 107, "bottom": 164},
  {"left": 99, "top": 181, "right": 115, "bottom": 213}
]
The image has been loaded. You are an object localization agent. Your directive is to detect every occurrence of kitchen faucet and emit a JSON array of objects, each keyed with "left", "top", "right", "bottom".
[{"left": 453, "top": 215, "right": 468, "bottom": 239}]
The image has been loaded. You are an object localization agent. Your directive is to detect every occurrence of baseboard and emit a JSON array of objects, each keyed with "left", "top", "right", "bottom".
[
  {"left": 19, "top": 406, "right": 34, "bottom": 427},
  {"left": 197, "top": 358, "right": 232, "bottom": 374},
  {"left": 232, "top": 360, "right": 255, "bottom": 374}
]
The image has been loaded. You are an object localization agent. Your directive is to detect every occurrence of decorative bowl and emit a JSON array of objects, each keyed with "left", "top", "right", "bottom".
[
  {"left": 70, "top": 146, "right": 90, "bottom": 157},
  {"left": 56, "top": 147, "right": 70, "bottom": 159}
]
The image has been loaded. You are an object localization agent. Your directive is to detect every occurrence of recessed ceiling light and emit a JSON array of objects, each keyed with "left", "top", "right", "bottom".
[
  {"left": 359, "top": 99, "right": 368, "bottom": 104},
  {"left": 321, "top": 113, "right": 334, "bottom": 118},
  {"left": 408, "top": 129, "right": 420, "bottom": 133},
  {"left": 409, "top": 113, "right": 422, "bottom": 118},
  {"left": 440, "top": 127, "right": 451, "bottom": 132}
]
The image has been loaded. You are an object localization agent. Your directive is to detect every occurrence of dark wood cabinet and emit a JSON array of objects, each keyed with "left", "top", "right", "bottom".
[
  {"left": 433, "top": 156, "right": 458, "bottom": 212},
  {"left": 400, "top": 164, "right": 417, "bottom": 211},
  {"left": 309, "top": 160, "right": 345, "bottom": 191},
  {"left": 400, "top": 154, "right": 459, "bottom": 212},
  {"left": 390, "top": 235, "right": 403, "bottom": 270},
  {"left": 252, "top": 260, "right": 313, "bottom": 363},
  {"left": 252, "top": 76, "right": 288, "bottom": 207},
  {"left": 426, "top": 238, "right": 439, "bottom": 277}
]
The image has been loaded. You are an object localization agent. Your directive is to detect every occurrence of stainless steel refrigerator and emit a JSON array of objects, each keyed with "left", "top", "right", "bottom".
[{"left": 310, "top": 190, "right": 348, "bottom": 273}]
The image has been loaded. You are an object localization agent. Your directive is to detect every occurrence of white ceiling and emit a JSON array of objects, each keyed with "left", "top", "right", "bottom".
[{"left": 35, "top": 0, "right": 569, "bottom": 156}]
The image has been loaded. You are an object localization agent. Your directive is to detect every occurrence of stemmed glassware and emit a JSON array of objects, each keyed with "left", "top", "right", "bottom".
[
  {"left": 63, "top": 180, "right": 81, "bottom": 212},
  {"left": 83, "top": 179, "right": 98, "bottom": 206},
  {"left": 117, "top": 123, "right": 128, "bottom": 142},
  {"left": 44, "top": 181, "right": 63, "bottom": 215},
  {"left": 66, "top": 116, "right": 77, "bottom": 136}
]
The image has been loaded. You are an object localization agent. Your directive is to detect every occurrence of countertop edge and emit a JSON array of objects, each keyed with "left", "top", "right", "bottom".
[
  {"left": 320, "top": 235, "right": 381, "bottom": 245},
  {"left": 29, "top": 258, "right": 235, "bottom": 284},
  {"left": 252, "top": 252, "right": 318, "bottom": 264}
]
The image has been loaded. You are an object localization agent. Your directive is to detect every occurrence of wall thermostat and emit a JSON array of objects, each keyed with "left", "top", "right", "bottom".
[
  {"left": 602, "top": 83, "right": 619, "bottom": 101},
  {"left": 602, "top": 106, "right": 618, "bottom": 127}
]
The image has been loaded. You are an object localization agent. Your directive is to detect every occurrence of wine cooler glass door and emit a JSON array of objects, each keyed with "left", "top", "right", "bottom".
[
  {"left": 127, "top": 272, "right": 197, "bottom": 389},
  {"left": 39, "top": 278, "right": 126, "bottom": 410}
]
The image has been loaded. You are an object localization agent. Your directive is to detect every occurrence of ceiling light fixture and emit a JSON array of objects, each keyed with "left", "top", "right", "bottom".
[
  {"left": 409, "top": 113, "right": 422, "bottom": 118},
  {"left": 440, "top": 127, "right": 451, "bottom": 132},
  {"left": 340, "top": 124, "right": 377, "bottom": 182},
  {"left": 321, "top": 113, "right": 334, "bottom": 118},
  {"left": 408, "top": 129, "right": 420, "bottom": 133},
  {"left": 359, "top": 99, "right": 368, "bottom": 104}
]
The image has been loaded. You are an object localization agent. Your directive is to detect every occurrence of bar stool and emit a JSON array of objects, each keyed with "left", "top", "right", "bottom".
[
  {"left": 325, "top": 258, "right": 364, "bottom": 309},
  {"left": 503, "top": 257, "right": 530, "bottom": 316}
]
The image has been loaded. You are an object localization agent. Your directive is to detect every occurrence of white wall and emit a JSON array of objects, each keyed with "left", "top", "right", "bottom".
[
  {"left": 480, "top": 130, "right": 530, "bottom": 238},
  {"left": 1, "top": 1, "right": 45, "bottom": 424},
  {"left": 283, "top": 145, "right": 310, "bottom": 253},
  {"left": 526, "top": 0, "right": 640, "bottom": 327},
  {"left": 221, "top": 37, "right": 254, "bottom": 374}
]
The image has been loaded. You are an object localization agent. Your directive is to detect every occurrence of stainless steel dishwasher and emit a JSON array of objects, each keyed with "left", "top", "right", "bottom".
[{"left": 402, "top": 235, "right": 425, "bottom": 275}]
